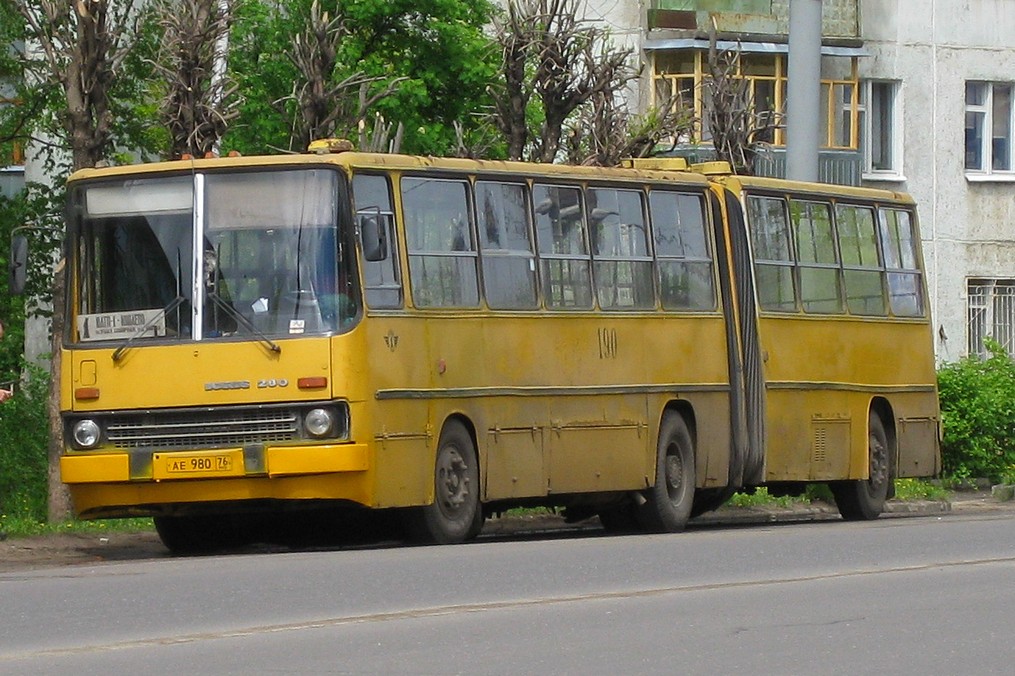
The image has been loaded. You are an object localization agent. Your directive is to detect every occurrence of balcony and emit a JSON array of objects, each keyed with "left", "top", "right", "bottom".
[
  {"left": 667, "top": 145, "right": 863, "bottom": 186},
  {"left": 648, "top": 1, "right": 860, "bottom": 40}
]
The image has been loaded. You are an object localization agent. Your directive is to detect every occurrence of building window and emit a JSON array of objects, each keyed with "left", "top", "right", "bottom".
[
  {"left": 859, "top": 80, "right": 901, "bottom": 177},
  {"left": 968, "top": 279, "right": 1015, "bottom": 357},
  {"left": 965, "top": 81, "right": 1014, "bottom": 174}
]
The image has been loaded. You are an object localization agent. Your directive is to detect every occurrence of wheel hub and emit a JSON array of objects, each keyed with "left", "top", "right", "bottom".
[
  {"left": 665, "top": 447, "right": 684, "bottom": 497},
  {"left": 438, "top": 448, "right": 470, "bottom": 511}
]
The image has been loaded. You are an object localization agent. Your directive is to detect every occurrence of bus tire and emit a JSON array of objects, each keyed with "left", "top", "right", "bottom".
[
  {"left": 691, "top": 486, "right": 735, "bottom": 518},
  {"left": 639, "top": 413, "right": 695, "bottom": 533},
  {"left": 154, "top": 514, "right": 241, "bottom": 555},
  {"left": 831, "top": 412, "right": 892, "bottom": 521},
  {"left": 405, "top": 420, "right": 483, "bottom": 544}
]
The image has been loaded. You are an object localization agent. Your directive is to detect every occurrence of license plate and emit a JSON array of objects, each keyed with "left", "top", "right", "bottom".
[{"left": 152, "top": 450, "right": 245, "bottom": 480}]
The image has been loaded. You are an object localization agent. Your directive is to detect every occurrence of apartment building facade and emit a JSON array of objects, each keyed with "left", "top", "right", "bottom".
[{"left": 585, "top": 0, "right": 1015, "bottom": 362}]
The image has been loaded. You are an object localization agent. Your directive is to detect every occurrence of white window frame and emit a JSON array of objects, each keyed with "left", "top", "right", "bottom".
[
  {"left": 967, "top": 278, "right": 1015, "bottom": 358},
  {"left": 860, "top": 80, "right": 903, "bottom": 180},
  {"left": 965, "top": 81, "right": 1015, "bottom": 179}
]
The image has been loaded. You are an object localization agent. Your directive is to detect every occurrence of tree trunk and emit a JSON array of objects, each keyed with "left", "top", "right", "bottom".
[{"left": 47, "top": 265, "right": 72, "bottom": 523}]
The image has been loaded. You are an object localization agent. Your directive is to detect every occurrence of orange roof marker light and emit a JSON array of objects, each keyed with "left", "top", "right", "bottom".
[
  {"left": 308, "top": 138, "right": 354, "bottom": 154},
  {"left": 619, "top": 157, "right": 689, "bottom": 172}
]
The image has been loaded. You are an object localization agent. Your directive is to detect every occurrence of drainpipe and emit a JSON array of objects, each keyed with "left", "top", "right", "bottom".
[{"left": 785, "top": 0, "right": 823, "bottom": 182}]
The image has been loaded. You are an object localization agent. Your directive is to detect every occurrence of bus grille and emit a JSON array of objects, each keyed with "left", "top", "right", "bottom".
[{"left": 105, "top": 408, "right": 299, "bottom": 450}]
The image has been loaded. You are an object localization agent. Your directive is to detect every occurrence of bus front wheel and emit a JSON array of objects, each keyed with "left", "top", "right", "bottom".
[
  {"left": 831, "top": 412, "right": 892, "bottom": 520},
  {"left": 639, "top": 413, "right": 695, "bottom": 533},
  {"left": 154, "top": 514, "right": 248, "bottom": 555},
  {"left": 405, "top": 420, "right": 484, "bottom": 544}
]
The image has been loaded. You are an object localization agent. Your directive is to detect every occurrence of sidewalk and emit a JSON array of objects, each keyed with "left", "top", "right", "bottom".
[
  {"left": 688, "top": 488, "right": 1013, "bottom": 527},
  {"left": 2, "top": 490, "right": 1012, "bottom": 573},
  {"left": 483, "top": 488, "right": 1015, "bottom": 535}
]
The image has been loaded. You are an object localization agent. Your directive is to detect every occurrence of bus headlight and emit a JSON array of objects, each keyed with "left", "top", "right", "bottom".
[
  {"left": 305, "top": 408, "right": 335, "bottom": 438},
  {"left": 72, "top": 419, "right": 102, "bottom": 449}
]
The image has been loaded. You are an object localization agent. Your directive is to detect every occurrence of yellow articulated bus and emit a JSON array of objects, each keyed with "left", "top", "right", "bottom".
[{"left": 40, "top": 144, "right": 938, "bottom": 552}]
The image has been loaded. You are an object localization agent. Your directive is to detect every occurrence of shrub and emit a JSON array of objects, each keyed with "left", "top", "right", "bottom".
[
  {"left": 937, "top": 340, "right": 1015, "bottom": 483},
  {"left": 0, "top": 364, "right": 50, "bottom": 528}
]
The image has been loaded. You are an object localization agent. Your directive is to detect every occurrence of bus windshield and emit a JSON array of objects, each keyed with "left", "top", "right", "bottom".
[{"left": 72, "top": 168, "right": 358, "bottom": 344}]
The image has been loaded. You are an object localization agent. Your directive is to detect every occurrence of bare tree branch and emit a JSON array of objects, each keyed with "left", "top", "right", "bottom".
[
  {"left": 490, "top": 0, "right": 638, "bottom": 163},
  {"left": 149, "top": 0, "right": 239, "bottom": 158},
  {"left": 704, "top": 30, "right": 782, "bottom": 175},
  {"left": 12, "top": 0, "right": 140, "bottom": 169},
  {"left": 283, "top": 0, "right": 405, "bottom": 152}
]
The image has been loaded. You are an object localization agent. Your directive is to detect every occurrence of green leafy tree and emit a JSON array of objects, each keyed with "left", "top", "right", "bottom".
[
  {"left": 225, "top": 0, "right": 499, "bottom": 156},
  {"left": 0, "top": 365, "right": 50, "bottom": 528}
]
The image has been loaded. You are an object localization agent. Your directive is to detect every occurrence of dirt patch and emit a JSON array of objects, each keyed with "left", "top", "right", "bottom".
[{"left": 0, "top": 530, "right": 168, "bottom": 573}]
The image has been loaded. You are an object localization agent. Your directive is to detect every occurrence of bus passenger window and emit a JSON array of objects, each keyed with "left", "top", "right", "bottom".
[
  {"left": 353, "top": 174, "right": 402, "bottom": 309},
  {"left": 879, "top": 208, "right": 924, "bottom": 317},
  {"left": 588, "top": 188, "right": 654, "bottom": 310},
  {"left": 402, "top": 177, "right": 479, "bottom": 308},
  {"left": 791, "top": 199, "right": 842, "bottom": 314},
  {"left": 533, "top": 184, "right": 593, "bottom": 309},
  {"left": 649, "top": 191, "right": 715, "bottom": 311},
  {"left": 476, "top": 181, "right": 538, "bottom": 309},
  {"left": 836, "top": 204, "right": 886, "bottom": 315},
  {"left": 747, "top": 196, "right": 797, "bottom": 312}
]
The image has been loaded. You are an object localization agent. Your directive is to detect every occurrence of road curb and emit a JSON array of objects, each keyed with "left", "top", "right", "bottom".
[
  {"left": 483, "top": 497, "right": 974, "bottom": 535},
  {"left": 691, "top": 499, "right": 952, "bottom": 527}
]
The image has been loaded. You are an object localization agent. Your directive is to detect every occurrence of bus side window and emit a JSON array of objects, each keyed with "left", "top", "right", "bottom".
[
  {"left": 836, "top": 203, "right": 886, "bottom": 316},
  {"left": 588, "top": 187, "right": 654, "bottom": 310},
  {"left": 879, "top": 208, "right": 924, "bottom": 317},
  {"left": 649, "top": 190, "right": 716, "bottom": 311},
  {"left": 791, "top": 199, "right": 842, "bottom": 314},
  {"left": 746, "top": 195, "right": 797, "bottom": 312},
  {"left": 533, "top": 183, "right": 593, "bottom": 309},
  {"left": 476, "top": 181, "right": 538, "bottom": 309},
  {"left": 353, "top": 174, "right": 403, "bottom": 309},
  {"left": 401, "top": 177, "right": 479, "bottom": 308}
]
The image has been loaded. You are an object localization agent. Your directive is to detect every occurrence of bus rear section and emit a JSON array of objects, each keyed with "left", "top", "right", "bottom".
[{"left": 715, "top": 174, "right": 940, "bottom": 517}]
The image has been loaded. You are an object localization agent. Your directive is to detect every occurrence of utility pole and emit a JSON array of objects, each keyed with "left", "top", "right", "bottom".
[{"left": 785, "top": 0, "right": 822, "bottom": 182}]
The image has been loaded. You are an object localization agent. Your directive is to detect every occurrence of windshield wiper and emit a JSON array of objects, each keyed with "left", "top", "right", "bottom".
[
  {"left": 111, "top": 295, "right": 187, "bottom": 363},
  {"left": 207, "top": 291, "right": 282, "bottom": 354}
]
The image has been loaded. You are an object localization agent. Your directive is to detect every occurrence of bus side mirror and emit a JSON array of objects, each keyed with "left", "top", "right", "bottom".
[
  {"left": 360, "top": 214, "right": 388, "bottom": 262},
  {"left": 8, "top": 234, "right": 28, "bottom": 296}
]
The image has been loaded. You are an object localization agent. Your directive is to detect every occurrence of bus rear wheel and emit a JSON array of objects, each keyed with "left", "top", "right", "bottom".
[
  {"left": 405, "top": 420, "right": 483, "bottom": 544},
  {"left": 639, "top": 413, "right": 695, "bottom": 533},
  {"left": 831, "top": 412, "right": 892, "bottom": 520}
]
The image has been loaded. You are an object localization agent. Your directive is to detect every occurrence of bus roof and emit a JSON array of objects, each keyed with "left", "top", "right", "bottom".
[
  {"left": 67, "top": 150, "right": 713, "bottom": 189},
  {"left": 714, "top": 173, "right": 916, "bottom": 206},
  {"left": 67, "top": 149, "right": 915, "bottom": 206}
]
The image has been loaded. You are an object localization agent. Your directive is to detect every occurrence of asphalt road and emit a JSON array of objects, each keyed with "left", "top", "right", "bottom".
[{"left": 1, "top": 502, "right": 1013, "bottom": 675}]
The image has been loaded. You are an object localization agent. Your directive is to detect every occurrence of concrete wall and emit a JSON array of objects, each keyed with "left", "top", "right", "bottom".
[{"left": 859, "top": 0, "right": 1015, "bottom": 362}]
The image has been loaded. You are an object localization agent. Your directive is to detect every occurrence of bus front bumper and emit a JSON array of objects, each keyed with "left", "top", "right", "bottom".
[{"left": 61, "top": 443, "right": 369, "bottom": 484}]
